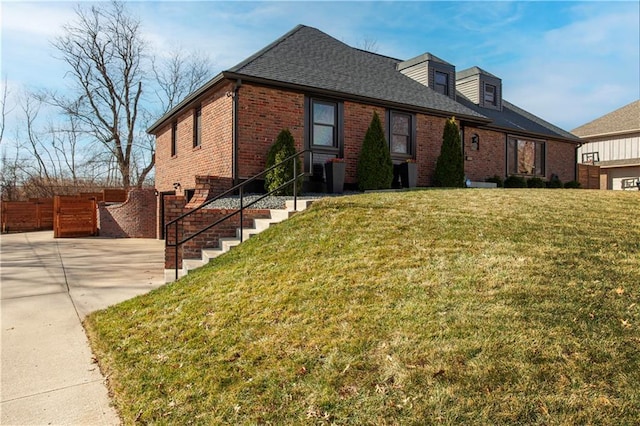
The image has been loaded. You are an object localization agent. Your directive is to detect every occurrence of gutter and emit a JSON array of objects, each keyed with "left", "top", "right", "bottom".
[{"left": 221, "top": 71, "right": 492, "bottom": 126}]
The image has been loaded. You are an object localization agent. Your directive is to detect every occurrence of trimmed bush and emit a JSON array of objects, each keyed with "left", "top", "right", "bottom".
[
  {"left": 504, "top": 175, "right": 527, "bottom": 188},
  {"left": 485, "top": 175, "right": 504, "bottom": 188},
  {"left": 357, "top": 112, "right": 393, "bottom": 191},
  {"left": 546, "top": 175, "right": 563, "bottom": 188},
  {"left": 564, "top": 180, "right": 582, "bottom": 189},
  {"left": 527, "top": 177, "right": 546, "bottom": 188},
  {"left": 434, "top": 117, "right": 464, "bottom": 187},
  {"left": 264, "top": 129, "right": 302, "bottom": 195}
]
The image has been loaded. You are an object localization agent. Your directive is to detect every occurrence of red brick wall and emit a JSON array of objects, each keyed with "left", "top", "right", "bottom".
[
  {"left": 154, "top": 81, "right": 234, "bottom": 194},
  {"left": 98, "top": 188, "right": 157, "bottom": 238},
  {"left": 236, "top": 84, "right": 305, "bottom": 178},
  {"left": 163, "top": 195, "right": 270, "bottom": 269},
  {"left": 185, "top": 176, "right": 235, "bottom": 209},
  {"left": 462, "top": 127, "right": 506, "bottom": 182},
  {"left": 153, "top": 80, "right": 577, "bottom": 191},
  {"left": 547, "top": 140, "right": 577, "bottom": 183},
  {"left": 415, "top": 115, "right": 449, "bottom": 187},
  {"left": 343, "top": 102, "right": 385, "bottom": 184}
]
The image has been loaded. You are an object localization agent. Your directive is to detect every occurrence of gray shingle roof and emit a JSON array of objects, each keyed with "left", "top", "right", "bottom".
[
  {"left": 149, "top": 24, "right": 578, "bottom": 143},
  {"left": 571, "top": 100, "right": 640, "bottom": 137},
  {"left": 456, "top": 66, "right": 499, "bottom": 80},
  {"left": 226, "top": 25, "right": 486, "bottom": 120},
  {"left": 456, "top": 94, "right": 580, "bottom": 142}
]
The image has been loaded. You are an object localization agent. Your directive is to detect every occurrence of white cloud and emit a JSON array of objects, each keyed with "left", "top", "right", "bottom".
[
  {"left": 499, "top": 3, "right": 639, "bottom": 130},
  {"left": 1, "top": 2, "right": 77, "bottom": 38}
]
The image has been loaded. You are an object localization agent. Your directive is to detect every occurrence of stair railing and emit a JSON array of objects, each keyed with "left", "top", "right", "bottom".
[{"left": 165, "top": 149, "right": 310, "bottom": 280}]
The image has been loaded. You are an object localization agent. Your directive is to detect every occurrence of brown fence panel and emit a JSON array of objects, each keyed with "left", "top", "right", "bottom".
[
  {"left": 578, "top": 164, "right": 600, "bottom": 189},
  {"left": 54, "top": 196, "right": 97, "bottom": 238},
  {"left": 1, "top": 198, "right": 54, "bottom": 233}
]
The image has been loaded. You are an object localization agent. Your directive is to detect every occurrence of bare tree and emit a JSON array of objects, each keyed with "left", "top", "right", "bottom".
[
  {"left": 0, "top": 76, "right": 13, "bottom": 145},
  {"left": 152, "top": 49, "right": 212, "bottom": 113},
  {"left": 358, "top": 36, "right": 379, "bottom": 53},
  {"left": 50, "top": 1, "right": 150, "bottom": 189}
]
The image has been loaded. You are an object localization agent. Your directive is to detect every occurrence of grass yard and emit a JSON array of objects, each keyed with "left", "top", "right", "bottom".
[{"left": 85, "top": 189, "right": 640, "bottom": 425}]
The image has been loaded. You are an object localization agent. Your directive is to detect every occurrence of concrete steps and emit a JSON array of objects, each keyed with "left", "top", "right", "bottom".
[{"left": 164, "top": 199, "right": 313, "bottom": 282}]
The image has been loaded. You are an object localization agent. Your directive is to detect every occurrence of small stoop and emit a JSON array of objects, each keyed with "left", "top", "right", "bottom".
[{"left": 164, "top": 199, "right": 313, "bottom": 282}]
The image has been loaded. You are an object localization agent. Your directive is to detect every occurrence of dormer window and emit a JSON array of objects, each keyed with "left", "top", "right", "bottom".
[
  {"left": 435, "top": 71, "right": 449, "bottom": 96},
  {"left": 484, "top": 84, "right": 496, "bottom": 106}
]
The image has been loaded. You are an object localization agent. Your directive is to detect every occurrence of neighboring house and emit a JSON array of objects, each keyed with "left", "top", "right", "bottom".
[
  {"left": 148, "top": 25, "right": 580, "bottom": 201},
  {"left": 573, "top": 100, "right": 640, "bottom": 190}
]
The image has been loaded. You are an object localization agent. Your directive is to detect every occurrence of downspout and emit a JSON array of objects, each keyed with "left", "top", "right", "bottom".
[
  {"left": 230, "top": 79, "right": 242, "bottom": 187},
  {"left": 574, "top": 142, "right": 583, "bottom": 182}
]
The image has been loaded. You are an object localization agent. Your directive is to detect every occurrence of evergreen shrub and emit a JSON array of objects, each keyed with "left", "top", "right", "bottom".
[
  {"left": 434, "top": 117, "right": 464, "bottom": 187},
  {"left": 264, "top": 129, "right": 302, "bottom": 195},
  {"left": 527, "top": 177, "right": 546, "bottom": 188},
  {"left": 357, "top": 112, "right": 393, "bottom": 191},
  {"left": 504, "top": 175, "right": 527, "bottom": 188}
]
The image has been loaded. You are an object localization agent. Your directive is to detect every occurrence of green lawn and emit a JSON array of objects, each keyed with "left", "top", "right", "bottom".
[{"left": 85, "top": 189, "right": 640, "bottom": 425}]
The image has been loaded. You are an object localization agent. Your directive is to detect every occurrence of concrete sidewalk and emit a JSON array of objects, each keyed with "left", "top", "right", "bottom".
[{"left": 1, "top": 231, "right": 165, "bottom": 425}]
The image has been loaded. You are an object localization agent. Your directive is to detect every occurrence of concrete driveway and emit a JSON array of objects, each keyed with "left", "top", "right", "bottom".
[{"left": 1, "top": 231, "right": 165, "bottom": 425}]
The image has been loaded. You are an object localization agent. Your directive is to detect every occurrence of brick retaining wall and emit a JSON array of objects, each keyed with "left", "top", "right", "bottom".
[{"left": 98, "top": 188, "right": 157, "bottom": 238}]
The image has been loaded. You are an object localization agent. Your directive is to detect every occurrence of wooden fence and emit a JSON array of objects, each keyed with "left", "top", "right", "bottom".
[
  {"left": 1, "top": 198, "right": 53, "bottom": 233},
  {"left": 2, "top": 188, "right": 127, "bottom": 235},
  {"left": 578, "top": 164, "right": 600, "bottom": 190},
  {"left": 53, "top": 195, "right": 98, "bottom": 238}
]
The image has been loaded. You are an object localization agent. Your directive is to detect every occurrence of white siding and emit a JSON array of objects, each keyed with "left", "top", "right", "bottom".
[
  {"left": 399, "top": 64, "right": 429, "bottom": 87},
  {"left": 577, "top": 134, "right": 640, "bottom": 162},
  {"left": 457, "top": 78, "right": 478, "bottom": 103}
]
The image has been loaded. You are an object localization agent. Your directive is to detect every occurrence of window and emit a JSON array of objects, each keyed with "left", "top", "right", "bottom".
[
  {"left": 171, "top": 122, "right": 177, "bottom": 157},
  {"left": 581, "top": 152, "right": 599, "bottom": 164},
  {"left": 471, "top": 134, "right": 480, "bottom": 151},
  {"left": 312, "top": 100, "right": 338, "bottom": 147},
  {"left": 485, "top": 84, "right": 496, "bottom": 106},
  {"left": 193, "top": 107, "right": 202, "bottom": 148},
  {"left": 390, "top": 112, "right": 412, "bottom": 155},
  {"left": 434, "top": 71, "right": 449, "bottom": 96},
  {"left": 507, "top": 137, "right": 545, "bottom": 176}
]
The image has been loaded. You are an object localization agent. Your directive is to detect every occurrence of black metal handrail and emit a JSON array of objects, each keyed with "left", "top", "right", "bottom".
[{"left": 166, "top": 149, "right": 310, "bottom": 280}]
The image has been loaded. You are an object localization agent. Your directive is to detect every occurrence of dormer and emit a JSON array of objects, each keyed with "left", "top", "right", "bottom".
[
  {"left": 456, "top": 67, "right": 502, "bottom": 111},
  {"left": 397, "top": 53, "right": 456, "bottom": 101}
]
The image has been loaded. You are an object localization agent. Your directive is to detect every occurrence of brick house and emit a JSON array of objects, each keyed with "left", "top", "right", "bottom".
[{"left": 148, "top": 24, "right": 580, "bottom": 201}]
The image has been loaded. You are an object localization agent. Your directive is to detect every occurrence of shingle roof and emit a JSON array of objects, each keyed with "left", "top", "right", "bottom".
[
  {"left": 571, "top": 100, "right": 640, "bottom": 138},
  {"left": 456, "top": 94, "right": 580, "bottom": 142},
  {"left": 456, "top": 66, "right": 499, "bottom": 80},
  {"left": 226, "top": 25, "right": 486, "bottom": 121},
  {"left": 148, "top": 24, "right": 577, "bottom": 143}
]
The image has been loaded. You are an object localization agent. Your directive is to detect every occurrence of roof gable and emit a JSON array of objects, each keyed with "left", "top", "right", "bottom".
[
  {"left": 227, "top": 25, "right": 485, "bottom": 120},
  {"left": 571, "top": 100, "right": 640, "bottom": 137}
]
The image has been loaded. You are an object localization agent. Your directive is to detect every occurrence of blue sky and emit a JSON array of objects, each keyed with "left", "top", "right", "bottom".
[{"left": 1, "top": 0, "right": 639, "bottom": 133}]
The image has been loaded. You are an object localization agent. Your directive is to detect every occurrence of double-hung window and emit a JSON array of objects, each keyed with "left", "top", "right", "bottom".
[
  {"left": 485, "top": 84, "right": 496, "bottom": 106},
  {"left": 507, "top": 137, "right": 545, "bottom": 176},
  {"left": 312, "top": 100, "right": 338, "bottom": 147},
  {"left": 171, "top": 122, "right": 178, "bottom": 157},
  {"left": 434, "top": 71, "right": 449, "bottom": 96},
  {"left": 193, "top": 107, "right": 202, "bottom": 148},
  {"left": 390, "top": 112, "right": 412, "bottom": 155}
]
